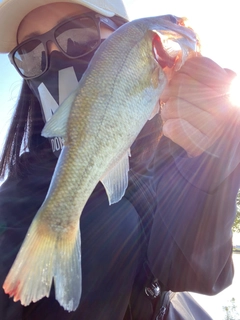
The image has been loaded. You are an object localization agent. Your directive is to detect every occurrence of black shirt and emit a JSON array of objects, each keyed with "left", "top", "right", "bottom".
[{"left": 1, "top": 114, "right": 239, "bottom": 319}]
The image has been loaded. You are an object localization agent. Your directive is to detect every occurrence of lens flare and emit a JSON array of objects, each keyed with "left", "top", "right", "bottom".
[{"left": 229, "top": 76, "right": 240, "bottom": 107}]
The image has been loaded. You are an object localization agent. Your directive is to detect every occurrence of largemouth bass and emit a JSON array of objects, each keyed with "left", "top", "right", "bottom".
[{"left": 3, "top": 15, "right": 198, "bottom": 311}]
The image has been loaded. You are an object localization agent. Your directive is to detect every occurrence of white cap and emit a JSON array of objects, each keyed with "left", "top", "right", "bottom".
[{"left": 0, "top": 0, "right": 129, "bottom": 53}]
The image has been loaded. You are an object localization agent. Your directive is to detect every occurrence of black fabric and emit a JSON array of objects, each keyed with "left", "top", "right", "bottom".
[
  {"left": 161, "top": 291, "right": 213, "bottom": 320},
  {"left": 27, "top": 50, "right": 96, "bottom": 105},
  {"left": 0, "top": 150, "right": 142, "bottom": 320},
  {"left": 145, "top": 291, "right": 214, "bottom": 320},
  {"left": 1, "top": 112, "right": 240, "bottom": 319},
  {"left": 26, "top": 49, "right": 98, "bottom": 158},
  {"left": 148, "top": 125, "right": 240, "bottom": 294}
]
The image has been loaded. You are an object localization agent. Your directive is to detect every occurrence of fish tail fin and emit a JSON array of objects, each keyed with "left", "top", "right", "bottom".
[
  {"left": 54, "top": 227, "right": 82, "bottom": 311},
  {"left": 3, "top": 217, "right": 82, "bottom": 312}
]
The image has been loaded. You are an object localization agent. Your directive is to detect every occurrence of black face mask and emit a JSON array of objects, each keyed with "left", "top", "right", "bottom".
[{"left": 27, "top": 49, "right": 96, "bottom": 157}]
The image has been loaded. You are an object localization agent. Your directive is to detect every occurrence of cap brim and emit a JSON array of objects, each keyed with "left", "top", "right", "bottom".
[{"left": 0, "top": 0, "right": 128, "bottom": 53}]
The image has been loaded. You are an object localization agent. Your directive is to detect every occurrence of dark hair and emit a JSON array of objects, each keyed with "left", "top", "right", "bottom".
[{"left": 0, "top": 81, "right": 50, "bottom": 179}]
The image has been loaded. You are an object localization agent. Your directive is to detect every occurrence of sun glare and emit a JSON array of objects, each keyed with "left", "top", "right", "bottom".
[{"left": 229, "top": 76, "right": 240, "bottom": 107}]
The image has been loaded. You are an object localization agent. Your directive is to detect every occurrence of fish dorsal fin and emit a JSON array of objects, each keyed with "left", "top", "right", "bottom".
[
  {"left": 41, "top": 89, "right": 77, "bottom": 138},
  {"left": 101, "top": 150, "right": 131, "bottom": 205}
]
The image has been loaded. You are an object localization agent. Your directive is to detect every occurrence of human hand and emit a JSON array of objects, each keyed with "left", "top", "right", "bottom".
[{"left": 161, "top": 56, "right": 236, "bottom": 157}]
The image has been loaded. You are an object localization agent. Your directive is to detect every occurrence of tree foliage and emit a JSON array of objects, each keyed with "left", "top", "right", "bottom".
[
  {"left": 233, "top": 190, "right": 240, "bottom": 233},
  {"left": 222, "top": 298, "right": 240, "bottom": 320}
]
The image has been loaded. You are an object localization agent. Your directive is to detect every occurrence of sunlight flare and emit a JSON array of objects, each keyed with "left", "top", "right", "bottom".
[{"left": 229, "top": 76, "right": 240, "bottom": 107}]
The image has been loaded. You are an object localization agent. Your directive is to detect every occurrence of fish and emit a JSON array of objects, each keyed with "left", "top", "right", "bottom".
[{"left": 3, "top": 15, "right": 198, "bottom": 311}]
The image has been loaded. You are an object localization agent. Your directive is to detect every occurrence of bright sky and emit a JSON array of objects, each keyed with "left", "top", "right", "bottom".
[{"left": 0, "top": 0, "right": 239, "bottom": 318}]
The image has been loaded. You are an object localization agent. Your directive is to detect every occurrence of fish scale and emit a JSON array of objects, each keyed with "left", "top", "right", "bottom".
[{"left": 3, "top": 14, "right": 198, "bottom": 312}]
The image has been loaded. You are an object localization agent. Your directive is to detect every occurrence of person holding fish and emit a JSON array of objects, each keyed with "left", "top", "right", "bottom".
[{"left": 0, "top": 0, "right": 239, "bottom": 319}]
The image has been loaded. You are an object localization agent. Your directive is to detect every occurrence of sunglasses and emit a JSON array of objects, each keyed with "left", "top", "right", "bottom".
[{"left": 8, "top": 12, "right": 118, "bottom": 80}]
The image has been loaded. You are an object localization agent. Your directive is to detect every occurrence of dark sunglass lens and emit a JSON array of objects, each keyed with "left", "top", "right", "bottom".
[
  {"left": 55, "top": 17, "right": 100, "bottom": 57},
  {"left": 13, "top": 40, "right": 46, "bottom": 78}
]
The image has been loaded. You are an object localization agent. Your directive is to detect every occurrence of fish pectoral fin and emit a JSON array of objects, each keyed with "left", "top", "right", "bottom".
[
  {"left": 41, "top": 89, "right": 77, "bottom": 138},
  {"left": 3, "top": 217, "right": 82, "bottom": 312},
  {"left": 101, "top": 150, "right": 130, "bottom": 205}
]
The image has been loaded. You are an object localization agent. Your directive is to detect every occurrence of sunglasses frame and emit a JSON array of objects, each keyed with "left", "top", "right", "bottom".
[{"left": 9, "top": 12, "right": 119, "bottom": 79}]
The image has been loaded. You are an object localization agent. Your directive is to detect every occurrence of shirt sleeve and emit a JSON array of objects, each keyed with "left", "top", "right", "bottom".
[
  {"left": 147, "top": 130, "right": 240, "bottom": 295},
  {"left": 170, "top": 116, "right": 240, "bottom": 193}
]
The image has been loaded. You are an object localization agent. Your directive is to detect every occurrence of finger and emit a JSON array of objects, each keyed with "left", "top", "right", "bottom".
[
  {"left": 163, "top": 118, "right": 212, "bottom": 157},
  {"left": 178, "top": 56, "right": 233, "bottom": 92},
  {"left": 161, "top": 98, "right": 218, "bottom": 135},
  {"left": 161, "top": 73, "right": 229, "bottom": 116}
]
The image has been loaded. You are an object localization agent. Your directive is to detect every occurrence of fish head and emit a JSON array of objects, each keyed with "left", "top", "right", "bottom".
[
  {"left": 134, "top": 14, "right": 199, "bottom": 76},
  {"left": 42, "top": 14, "right": 199, "bottom": 140}
]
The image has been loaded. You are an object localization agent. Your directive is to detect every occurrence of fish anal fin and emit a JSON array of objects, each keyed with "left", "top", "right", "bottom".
[
  {"left": 3, "top": 217, "right": 82, "bottom": 312},
  {"left": 101, "top": 150, "right": 130, "bottom": 205}
]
